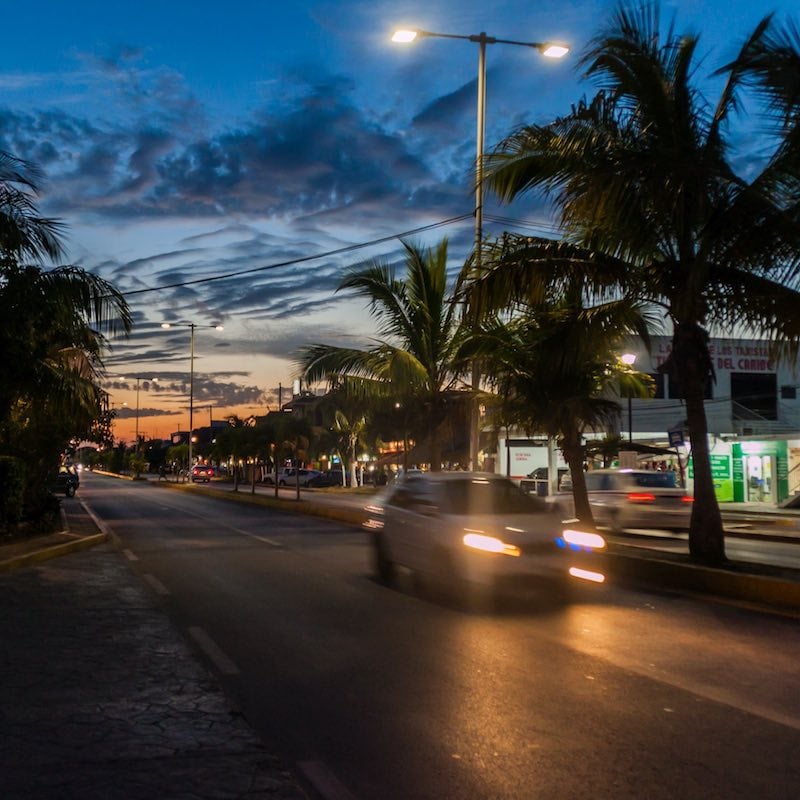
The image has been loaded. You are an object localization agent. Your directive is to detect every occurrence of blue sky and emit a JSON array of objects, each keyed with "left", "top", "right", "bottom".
[{"left": 3, "top": 0, "right": 797, "bottom": 441}]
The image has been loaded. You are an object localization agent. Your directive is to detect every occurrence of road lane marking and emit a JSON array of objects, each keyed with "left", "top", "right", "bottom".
[
  {"left": 142, "top": 573, "right": 170, "bottom": 596},
  {"left": 188, "top": 626, "right": 240, "bottom": 675},
  {"left": 230, "top": 527, "right": 282, "bottom": 547},
  {"left": 298, "top": 760, "right": 358, "bottom": 800},
  {"left": 122, "top": 548, "right": 138, "bottom": 561},
  {"left": 141, "top": 497, "right": 284, "bottom": 547}
]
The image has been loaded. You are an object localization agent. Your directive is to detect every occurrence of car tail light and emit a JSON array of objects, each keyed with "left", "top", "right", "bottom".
[
  {"left": 681, "top": 495, "right": 694, "bottom": 503},
  {"left": 627, "top": 492, "right": 655, "bottom": 503}
]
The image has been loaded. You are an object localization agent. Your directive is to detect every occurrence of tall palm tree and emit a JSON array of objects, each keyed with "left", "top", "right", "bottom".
[
  {"left": 463, "top": 286, "right": 655, "bottom": 523},
  {"left": 0, "top": 151, "right": 131, "bottom": 506},
  {"left": 475, "top": 4, "right": 800, "bottom": 563},
  {"left": 297, "top": 239, "right": 471, "bottom": 471}
]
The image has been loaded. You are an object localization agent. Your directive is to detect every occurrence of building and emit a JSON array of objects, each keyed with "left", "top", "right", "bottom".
[{"left": 490, "top": 335, "right": 800, "bottom": 507}]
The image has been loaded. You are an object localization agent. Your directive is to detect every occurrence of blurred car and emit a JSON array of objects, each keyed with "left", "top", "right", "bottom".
[
  {"left": 551, "top": 468, "right": 693, "bottom": 532},
  {"left": 191, "top": 464, "right": 216, "bottom": 483},
  {"left": 52, "top": 465, "right": 80, "bottom": 497},
  {"left": 363, "top": 471, "right": 606, "bottom": 606}
]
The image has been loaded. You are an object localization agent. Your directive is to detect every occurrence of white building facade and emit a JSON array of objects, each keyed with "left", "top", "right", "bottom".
[{"left": 493, "top": 335, "right": 800, "bottom": 506}]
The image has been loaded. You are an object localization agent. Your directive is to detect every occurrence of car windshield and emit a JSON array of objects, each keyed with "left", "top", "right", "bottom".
[
  {"left": 632, "top": 471, "right": 678, "bottom": 488},
  {"left": 439, "top": 478, "right": 546, "bottom": 515}
]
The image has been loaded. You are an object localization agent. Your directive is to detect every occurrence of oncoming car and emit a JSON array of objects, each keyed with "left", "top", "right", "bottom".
[
  {"left": 552, "top": 468, "right": 693, "bottom": 532},
  {"left": 363, "top": 472, "right": 606, "bottom": 607}
]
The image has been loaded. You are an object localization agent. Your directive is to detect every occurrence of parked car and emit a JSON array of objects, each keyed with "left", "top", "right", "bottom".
[
  {"left": 307, "top": 470, "right": 345, "bottom": 488},
  {"left": 191, "top": 464, "right": 216, "bottom": 483},
  {"left": 265, "top": 468, "right": 322, "bottom": 487},
  {"left": 52, "top": 465, "right": 79, "bottom": 497},
  {"left": 551, "top": 468, "right": 692, "bottom": 532},
  {"left": 363, "top": 472, "right": 606, "bottom": 606}
]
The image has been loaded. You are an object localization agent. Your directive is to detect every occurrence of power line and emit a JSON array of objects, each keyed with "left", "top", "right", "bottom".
[{"left": 118, "top": 213, "right": 473, "bottom": 299}]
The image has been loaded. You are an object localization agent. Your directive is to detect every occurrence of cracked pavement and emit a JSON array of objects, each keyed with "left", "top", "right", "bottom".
[{"left": 0, "top": 538, "right": 309, "bottom": 799}]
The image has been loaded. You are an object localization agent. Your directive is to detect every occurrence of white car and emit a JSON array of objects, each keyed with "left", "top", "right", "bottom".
[
  {"left": 363, "top": 472, "right": 606, "bottom": 606},
  {"left": 268, "top": 468, "right": 322, "bottom": 487},
  {"left": 552, "top": 468, "right": 693, "bottom": 532}
]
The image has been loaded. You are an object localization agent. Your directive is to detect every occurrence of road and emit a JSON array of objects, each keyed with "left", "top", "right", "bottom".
[{"left": 82, "top": 472, "right": 800, "bottom": 800}]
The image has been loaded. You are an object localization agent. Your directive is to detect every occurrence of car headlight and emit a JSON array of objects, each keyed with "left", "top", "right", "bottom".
[
  {"left": 462, "top": 533, "right": 521, "bottom": 557},
  {"left": 558, "top": 529, "right": 606, "bottom": 550}
]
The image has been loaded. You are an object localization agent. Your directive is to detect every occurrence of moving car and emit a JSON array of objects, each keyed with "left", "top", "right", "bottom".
[
  {"left": 363, "top": 471, "right": 606, "bottom": 606},
  {"left": 551, "top": 468, "right": 693, "bottom": 532},
  {"left": 191, "top": 464, "right": 216, "bottom": 482},
  {"left": 52, "top": 465, "right": 80, "bottom": 497}
]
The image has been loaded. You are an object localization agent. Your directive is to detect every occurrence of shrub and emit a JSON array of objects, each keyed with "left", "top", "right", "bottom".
[{"left": 0, "top": 456, "right": 26, "bottom": 530}]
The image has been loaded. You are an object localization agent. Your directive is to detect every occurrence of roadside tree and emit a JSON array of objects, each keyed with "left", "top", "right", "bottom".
[
  {"left": 298, "top": 240, "right": 471, "bottom": 471},
  {"left": 475, "top": 4, "right": 800, "bottom": 563}
]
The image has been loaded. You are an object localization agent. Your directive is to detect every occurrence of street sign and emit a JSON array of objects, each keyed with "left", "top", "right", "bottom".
[{"left": 668, "top": 428, "right": 685, "bottom": 447}]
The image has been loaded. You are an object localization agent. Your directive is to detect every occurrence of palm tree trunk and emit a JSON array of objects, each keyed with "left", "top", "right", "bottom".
[
  {"left": 684, "top": 386, "right": 726, "bottom": 563},
  {"left": 562, "top": 428, "right": 594, "bottom": 524},
  {"left": 672, "top": 323, "right": 726, "bottom": 564}
]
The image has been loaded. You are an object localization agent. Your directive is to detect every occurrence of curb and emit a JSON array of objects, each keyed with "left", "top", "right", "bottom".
[
  {"left": 607, "top": 547, "right": 800, "bottom": 614},
  {"left": 0, "top": 500, "right": 110, "bottom": 573},
  {"left": 0, "top": 531, "right": 109, "bottom": 572},
  {"left": 155, "top": 481, "right": 368, "bottom": 527}
]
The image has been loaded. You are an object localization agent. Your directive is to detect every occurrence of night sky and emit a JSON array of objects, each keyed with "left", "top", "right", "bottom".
[{"left": 4, "top": 0, "right": 796, "bottom": 441}]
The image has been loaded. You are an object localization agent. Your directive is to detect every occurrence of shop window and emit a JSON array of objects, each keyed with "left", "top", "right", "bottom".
[
  {"left": 781, "top": 385, "right": 797, "bottom": 400},
  {"left": 731, "top": 373, "right": 777, "bottom": 420}
]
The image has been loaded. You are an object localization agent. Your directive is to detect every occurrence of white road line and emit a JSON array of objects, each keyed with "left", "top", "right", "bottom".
[
  {"left": 142, "top": 573, "right": 170, "bottom": 596},
  {"left": 230, "top": 527, "right": 282, "bottom": 547},
  {"left": 297, "top": 760, "right": 358, "bottom": 800},
  {"left": 122, "top": 548, "right": 139, "bottom": 561},
  {"left": 187, "top": 626, "right": 240, "bottom": 675},
  {"left": 79, "top": 500, "right": 112, "bottom": 536}
]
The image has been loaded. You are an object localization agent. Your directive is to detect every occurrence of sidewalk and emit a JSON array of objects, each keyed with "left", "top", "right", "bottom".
[{"left": 0, "top": 501, "right": 310, "bottom": 800}]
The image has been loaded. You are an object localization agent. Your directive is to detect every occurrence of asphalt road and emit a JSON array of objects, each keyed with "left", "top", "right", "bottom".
[{"left": 82, "top": 472, "right": 800, "bottom": 800}]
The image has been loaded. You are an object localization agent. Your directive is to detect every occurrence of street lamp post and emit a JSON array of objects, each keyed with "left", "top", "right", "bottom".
[
  {"left": 161, "top": 322, "right": 224, "bottom": 471},
  {"left": 118, "top": 376, "right": 157, "bottom": 454},
  {"left": 621, "top": 353, "right": 637, "bottom": 443},
  {"left": 392, "top": 28, "right": 568, "bottom": 469}
]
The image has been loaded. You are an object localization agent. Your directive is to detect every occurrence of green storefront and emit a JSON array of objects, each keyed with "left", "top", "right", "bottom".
[
  {"left": 731, "top": 440, "right": 789, "bottom": 504},
  {"left": 688, "top": 453, "right": 735, "bottom": 503},
  {"left": 688, "top": 440, "right": 789, "bottom": 504}
]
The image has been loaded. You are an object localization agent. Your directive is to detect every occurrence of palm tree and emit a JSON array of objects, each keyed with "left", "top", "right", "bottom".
[
  {"left": 0, "top": 151, "right": 64, "bottom": 264},
  {"left": 0, "top": 151, "right": 131, "bottom": 508},
  {"left": 0, "top": 264, "right": 131, "bottom": 436},
  {"left": 475, "top": 4, "right": 800, "bottom": 563},
  {"left": 462, "top": 286, "right": 655, "bottom": 523},
  {"left": 297, "top": 239, "right": 471, "bottom": 471}
]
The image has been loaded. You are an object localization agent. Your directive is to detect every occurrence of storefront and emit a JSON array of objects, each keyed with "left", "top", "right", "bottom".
[
  {"left": 686, "top": 439, "right": 789, "bottom": 505},
  {"left": 731, "top": 440, "right": 789, "bottom": 504}
]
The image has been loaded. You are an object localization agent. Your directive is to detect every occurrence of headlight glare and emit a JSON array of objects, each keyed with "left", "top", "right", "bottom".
[{"left": 463, "top": 533, "right": 521, "bottom": 557}]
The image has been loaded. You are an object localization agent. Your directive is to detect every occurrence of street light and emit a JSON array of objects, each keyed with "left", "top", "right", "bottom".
[
  {"left": 621, "top": 353, "right": 637, "bottom": 443},
  {"left": 121, "top": 376, "right": 158, "bottom": 454},
  {"left": 392, "top": 27, "right": 568, "bottom": 469},
  {"left": 161, "top": 322, "right": 224, "bottom": 470}
]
